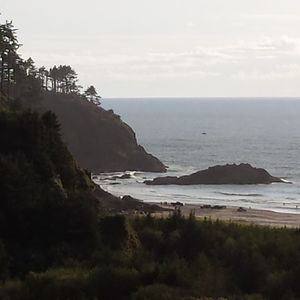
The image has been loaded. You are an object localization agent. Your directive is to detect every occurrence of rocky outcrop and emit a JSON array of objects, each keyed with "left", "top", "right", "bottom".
[
  {"left": 92, "top": 189, "right": 166, "bottom": 214},
  {"left": 40, "top": 92, "right": 166, "bottom": 173},
  {"left": 144, "top": 163, "right": 284, "bottom": 185}
]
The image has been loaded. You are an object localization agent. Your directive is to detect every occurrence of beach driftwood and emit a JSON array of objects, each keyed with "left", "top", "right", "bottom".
[{"left": 144, "top": 163, "right": 284, "bottom": 185}]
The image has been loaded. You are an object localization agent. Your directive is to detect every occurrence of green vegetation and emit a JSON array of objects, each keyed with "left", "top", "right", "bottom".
[
  {"left": 0, "top": 109, "right": 99, "bottom": 277},
  {"left": 1, "top": 16, "right": 300, "bottom": 300},
  {"left": 1, "top": 211, "right": 300, "bottom": 299},
  {"left": 0, "top": 18, "right": 100, "bottom": 107}
]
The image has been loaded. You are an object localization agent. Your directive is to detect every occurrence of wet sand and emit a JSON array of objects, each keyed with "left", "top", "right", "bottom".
[{"left": 154, "top": 204, "right": 300, "bottom": 228}]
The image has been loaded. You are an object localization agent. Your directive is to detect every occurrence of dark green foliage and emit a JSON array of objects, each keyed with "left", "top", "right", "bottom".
[
  {"left": 130, "top": 214, "right": 300, "bottom": 300},
  {"left": 0, "top": 268, "right": 89, "bottom": 300},
  {"left": 0, "top": 241, "right": 10, "bottom": 281},
  {"left": 87, "top": 266, "right": 140, "bottom": 300},
  {"left": 0, "top": 110, "right": 99, "bottom": 276},
  {"left": 2, "top": 213, "right": 300, "bottom": 299},
  {"left": 99, "top": 215, "right": 129, "bottom": 249},
  {"left": 132, "top": 284, "right": 186, "bottom": 300}
]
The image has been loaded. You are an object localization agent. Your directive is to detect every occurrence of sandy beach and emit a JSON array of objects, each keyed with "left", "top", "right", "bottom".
[{"left": 154, "top": 204, "right": 300, "bottom": 228}]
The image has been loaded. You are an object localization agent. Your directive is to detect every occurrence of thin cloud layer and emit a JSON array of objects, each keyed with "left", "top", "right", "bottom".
[
  {"left": 3, "top": 0, "right": 300, "bottom": 97},
  {"left": 24, "top": 36, "right": 300, "bottom": 86}
]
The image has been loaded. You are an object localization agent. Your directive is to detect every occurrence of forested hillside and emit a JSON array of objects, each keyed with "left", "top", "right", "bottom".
[
  {"left": 0, "top": 110, "right": 101, "bottom": 277},
  {"left": 1, "top": 17, "right": 300, "bottom": 300},
  {"left": 0, "top": 19, "right": 166, "bottom": 173}
]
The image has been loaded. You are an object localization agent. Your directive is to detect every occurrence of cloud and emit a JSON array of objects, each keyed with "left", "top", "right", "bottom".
[
  {"left": 186, "top": 22, "right": 195, "bottom": 28},
  {"left": 26, "top": 47, "right": 225, "bottom": 81},
  {"left": 22, "top": 35, "right": 300, "bottom": 84},
  {"left": 148, "top": 48, "right": 236, "bottom": 64},
  {"left": 242, "top": 14, "right": 300, "bottom": 23},
  {"left": 234, "top": 36, "right": 300, "bottom": 55},
  {"left": 231, "top": 63, "right": 300, "bottom": 81}
]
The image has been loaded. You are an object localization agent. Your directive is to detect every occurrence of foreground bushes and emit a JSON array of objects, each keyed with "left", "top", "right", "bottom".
[{"left": 1, "top": 213, "right": 300, "bottom": 299}]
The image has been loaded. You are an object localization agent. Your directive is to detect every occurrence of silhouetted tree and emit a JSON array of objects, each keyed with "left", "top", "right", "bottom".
[
  {"left": 84, "top": 85, "right": 101, "bottom": 105},
  {"left": 49, "top": 65, "right": 58, "bottom": 92},
  {"left": 0, "top": 19, "right": 44, "bottom": 106},
  {"left": 48, "top": 65, "right": 79, "bottom": 94},
  {"left": 0, "top": 18, "right": 102, "bottom": 108},
  {"left": 0, "top": 21, "right": 20, "bottom": 100}
]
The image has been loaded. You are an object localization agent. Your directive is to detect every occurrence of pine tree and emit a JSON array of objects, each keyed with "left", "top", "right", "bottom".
[{"left": 84, "top": 85, "right": 101, "bottom": 105}]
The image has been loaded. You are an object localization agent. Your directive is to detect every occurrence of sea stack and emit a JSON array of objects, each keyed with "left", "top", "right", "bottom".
[{"left": 144, "top": 163, "right": 284, "bottom": 185}]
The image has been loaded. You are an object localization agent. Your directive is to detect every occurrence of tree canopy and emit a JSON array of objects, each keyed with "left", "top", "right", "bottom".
[
  {"left": 84, "top": 85, "right": 101, "bottom": 105},
  {"left": 0, "top": 18, "right": 101, "bottom": 108}
]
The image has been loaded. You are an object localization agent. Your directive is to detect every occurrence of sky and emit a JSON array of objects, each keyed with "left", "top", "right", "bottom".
[{"left": 2, "top": 0, "right": 300, "bottom": 97}]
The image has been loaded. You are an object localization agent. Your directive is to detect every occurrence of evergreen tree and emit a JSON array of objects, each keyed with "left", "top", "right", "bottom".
[
  {"left": 84, "top": 85, "right": 101, "bottom": 105},
  {"left": 0, "top": 21, "right": 20, "bottom": 100}
]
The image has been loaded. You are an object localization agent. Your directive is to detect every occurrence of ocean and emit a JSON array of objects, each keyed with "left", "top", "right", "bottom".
[{"left": 98, "top": 98, "right": 300, "bottom": 214}]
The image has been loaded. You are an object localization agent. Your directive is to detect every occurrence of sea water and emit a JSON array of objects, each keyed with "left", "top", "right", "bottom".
[{"left": 98, "top": 98, "right": 300, "bottom": 214}]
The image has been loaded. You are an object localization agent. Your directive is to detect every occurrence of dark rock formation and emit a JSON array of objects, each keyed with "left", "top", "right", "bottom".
[
  {"left": 144, "top": 163, "right": 284, "bottom": 185},
  {"left": 40, "top": 92, "right": 166, "bottom": 173},
  {"left": 92, "top": 189, "right": 166, "bottom": 213}
]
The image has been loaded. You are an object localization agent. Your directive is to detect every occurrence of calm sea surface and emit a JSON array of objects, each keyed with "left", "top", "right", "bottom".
[{"left": 98, "top": 98, "right": 300, "bottom": 214}]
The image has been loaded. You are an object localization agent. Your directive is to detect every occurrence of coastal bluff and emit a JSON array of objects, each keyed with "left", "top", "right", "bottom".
[
  {"left": 40, "top": 93, "right": 166, "bottom": 173},
  {"left": 144, "top": 163, "right": 284, "bottom": 185}
]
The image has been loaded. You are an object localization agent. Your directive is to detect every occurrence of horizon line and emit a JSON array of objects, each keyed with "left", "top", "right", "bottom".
[{"left": 102, "top": 96, "right": 300, "bottom": 100}]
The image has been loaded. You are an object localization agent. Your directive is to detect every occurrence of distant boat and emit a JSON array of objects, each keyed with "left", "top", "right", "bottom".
[{"left": 202, "top": 132, "right": 207, "bottom": 135}]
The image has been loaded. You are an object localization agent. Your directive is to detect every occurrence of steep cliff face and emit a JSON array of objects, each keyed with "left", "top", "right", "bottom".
[{"left": 40, "top": 93, "right": 166, "bottom": 173}]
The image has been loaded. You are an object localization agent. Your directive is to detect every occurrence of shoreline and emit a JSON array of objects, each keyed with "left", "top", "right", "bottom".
[{"left": 153, "top": 203, "right": 300, "bottom": 228}]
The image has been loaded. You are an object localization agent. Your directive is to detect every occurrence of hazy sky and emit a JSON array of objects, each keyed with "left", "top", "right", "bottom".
[{"left": 2, "top": 0, "right": 300, "bottom": 97}]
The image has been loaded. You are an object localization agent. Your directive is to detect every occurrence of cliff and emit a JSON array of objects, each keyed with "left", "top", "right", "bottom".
[
  {"left": 40, "top": 92, "right": 166, "bottom": 173},
  {"left": 145, "top": 163, "right": 284, "bottom": 185}
]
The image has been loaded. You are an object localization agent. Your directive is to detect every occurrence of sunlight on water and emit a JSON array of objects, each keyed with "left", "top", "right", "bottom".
[{"left": 100, "top": 98, "right": 300, "bottom": 214}]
